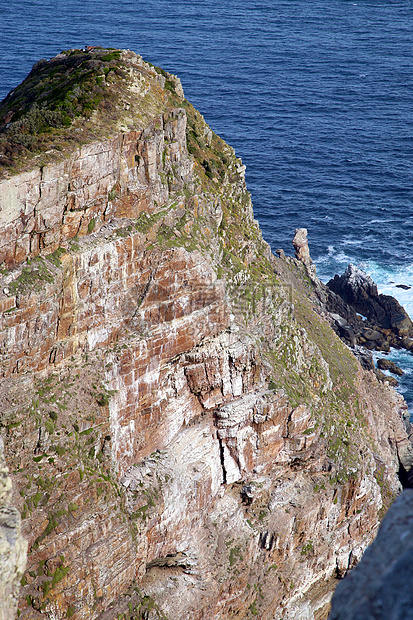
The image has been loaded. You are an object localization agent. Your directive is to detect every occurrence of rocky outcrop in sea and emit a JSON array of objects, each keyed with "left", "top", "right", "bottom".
[
  {"left": 290, "top": 232, "right": 413, "bottom": 392},
  {"left": 328, "top": 263, "right": 413, "bottom": 348}
]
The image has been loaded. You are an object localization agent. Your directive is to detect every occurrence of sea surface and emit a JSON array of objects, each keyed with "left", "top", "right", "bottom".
[{"left": 1, "top": 0, "right": 413, "bottom": 407}]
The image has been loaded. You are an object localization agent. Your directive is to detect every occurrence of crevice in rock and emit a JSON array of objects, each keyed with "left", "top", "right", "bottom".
[
  {"left": 146, "top": 552, "right": 189, "bottom": 571},
  {"left": 130, "top": 259, "right": 160, "bottom": 319},
  {"left": 218, "top": 437, "right": 227, "bottom": 485},
  {"left": 398, "top": 461, "right": 413, "bottom": 489},
  {"left": 133, "top": 274, "right": 154, "bottom": 314},
  {"left": 34, "top": 426, "right": 43, "bottom": 454},
  {"left": 259, "top": 531, "right": 275, "bottom": 551}
]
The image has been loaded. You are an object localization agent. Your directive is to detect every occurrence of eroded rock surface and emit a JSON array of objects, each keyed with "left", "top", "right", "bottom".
[
  {"left": 0, "top": 49, "right": 411, "bottom": 620},
  {"left": 328, "top": 264, "right": 413, "bottom": 339},
  {"left": 292, "top": 227, "right": 316, "bottom": 279}
]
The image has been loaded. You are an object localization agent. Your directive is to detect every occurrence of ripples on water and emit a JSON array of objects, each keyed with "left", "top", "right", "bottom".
[{"left": 1, "top": 0, "right": 413, "bottom": 402}]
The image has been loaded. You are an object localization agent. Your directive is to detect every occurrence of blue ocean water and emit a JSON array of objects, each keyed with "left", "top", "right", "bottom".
[{"left": 1, "top": 0, "right": 413, "bottom": 405}]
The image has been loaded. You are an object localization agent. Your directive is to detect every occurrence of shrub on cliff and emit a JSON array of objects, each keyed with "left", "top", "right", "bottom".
[{"left": 0, "top": 48, "right": 129, "bottom": 169}]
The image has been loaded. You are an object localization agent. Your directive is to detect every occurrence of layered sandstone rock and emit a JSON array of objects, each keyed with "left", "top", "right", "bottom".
[{"left": 0, "top": 49, "right": 411, "bottom": 619}]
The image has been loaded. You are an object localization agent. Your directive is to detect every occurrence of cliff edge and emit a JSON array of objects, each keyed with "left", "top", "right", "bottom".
[{"left": 0, "top": 48, "right": 411, "bottom": 619}]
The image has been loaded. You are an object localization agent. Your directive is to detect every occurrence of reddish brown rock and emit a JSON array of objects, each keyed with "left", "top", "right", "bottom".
[{"left": 0, "top": 51, "right": 411, "bottom": 620}]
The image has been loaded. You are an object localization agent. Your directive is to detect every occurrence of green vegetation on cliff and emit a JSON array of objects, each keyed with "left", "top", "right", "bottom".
[{"left": 0, "top": 47, "right": 182, "bottom": 175}]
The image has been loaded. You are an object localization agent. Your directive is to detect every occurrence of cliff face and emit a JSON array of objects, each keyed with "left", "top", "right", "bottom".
[
  {"left": 329, "top": 489, "right": 413, "bottom": 619},
  {"left": 0, "top": 49, "right": 411, "bottom": 619},
  {"left": 0, "top": 437, "right": 27, "bottom": 620}
]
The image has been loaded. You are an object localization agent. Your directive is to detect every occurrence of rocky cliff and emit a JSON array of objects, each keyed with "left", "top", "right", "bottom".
[
  {"left": 329, "top": 489, "right": 413, "bottom": 620},
  {"left": 0, "top": 437, "right": 27, "bottom": 620},
  {"left": 0, "top": 48, "right": 411, "bottom": 619}
]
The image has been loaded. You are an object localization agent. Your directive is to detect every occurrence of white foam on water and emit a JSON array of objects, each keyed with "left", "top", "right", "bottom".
[
  {"left": 359, "top": 259, "right": 413, "bottom": 320},
  {"left": 315, "top": 245, "right": 354, "bottom": 282},
  {"left": 373, "top": 348, "right": 413, "bottom": 413},
  {"left": 316, "top": 248, "right": 413, "bottom": 416}
]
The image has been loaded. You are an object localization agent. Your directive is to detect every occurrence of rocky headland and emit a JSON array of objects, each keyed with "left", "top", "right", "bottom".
[{"left": 0, "top": 47, "right": 412, "bottom": 619}]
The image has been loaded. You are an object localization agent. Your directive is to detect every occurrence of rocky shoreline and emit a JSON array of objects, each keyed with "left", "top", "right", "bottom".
[{"left": 288, "top": 229, "right": 413, "bottom": 389}]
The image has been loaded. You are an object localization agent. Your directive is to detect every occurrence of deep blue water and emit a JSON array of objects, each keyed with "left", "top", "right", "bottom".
[{"left": 1, "top": 0, "right": 413, "bottom": 406}]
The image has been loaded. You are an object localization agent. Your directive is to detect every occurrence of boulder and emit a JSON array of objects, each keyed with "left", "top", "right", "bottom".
[
  {"left": 401, "top": 337, "right": 413, "bottom": 351},
  {"left": 377, "top": 358, "right": 404, "bottom": 376},
  {"left": 362, "top": 328, "right": 382, "bottom": 341},
  {"left": 375, "top": 340, "right": 390, "bottom": 352}
]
